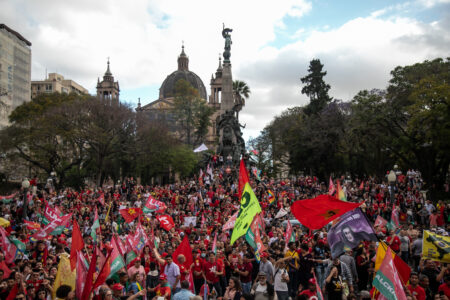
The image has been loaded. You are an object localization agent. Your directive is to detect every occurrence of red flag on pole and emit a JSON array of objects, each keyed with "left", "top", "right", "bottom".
[
  {"left": 328, "top": 177, "right": 336, "bottom": 196},
  {"left": 93, "top": 249, "right": 112, "bottom": 289},
  {"left": 291, "top": 194, "right": 361, "bottom": 230},
  {"left": 173, "top": 235, "right": 194, "bottom": 292},
  {"left": 75, "top": 251, "right": 88, "bottom": 300},
  {"left": 81, "top": 247, "right": 98, "bottom": 300},
  {"left": 70, "top": 220, "right": 84, "bottom": 270},
  {"left": 0, "top": 227, "right": 16, "bottom": 264},
  {"left": 238, "top": 159, "right": 250, "bottom": 199}
]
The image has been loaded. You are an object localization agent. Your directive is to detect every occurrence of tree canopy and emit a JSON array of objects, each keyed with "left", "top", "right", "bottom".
[{"left": 253, "top": 57, "right": 449, "bottom": 193}]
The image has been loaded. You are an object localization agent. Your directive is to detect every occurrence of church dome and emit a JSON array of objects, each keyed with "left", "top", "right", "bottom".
[{"left": 159, "top": 45, "right": 207, "bottom": 100}]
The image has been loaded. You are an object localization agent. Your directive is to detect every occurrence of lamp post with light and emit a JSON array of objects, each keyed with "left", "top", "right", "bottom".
[
  {"left": 387, "top": 170, "right": 397, "bottom": 205},
  {"left": 22, "top": 178, "right": 30, "bottom": 219}
]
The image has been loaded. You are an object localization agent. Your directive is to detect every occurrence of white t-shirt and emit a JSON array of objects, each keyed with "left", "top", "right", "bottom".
[{"left": 274, "top": 268, "right": 289, "bottom": 291}]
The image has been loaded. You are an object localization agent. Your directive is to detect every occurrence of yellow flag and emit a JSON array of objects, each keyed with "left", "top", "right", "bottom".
[
  {"left": 52, "top": 254, "right": 76, "bottom": 299},
  {"left": 230, "top": 182, "right": 262, "bottom": 245},
  {"left": 423, "top": 230, "right": 450, "bottom": 263},
  {"left": 105, "top": 201, "right": 112, "bottom": 223}
]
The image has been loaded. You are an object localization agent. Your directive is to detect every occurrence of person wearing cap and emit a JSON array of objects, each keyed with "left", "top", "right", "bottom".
[
  {"left": 298, "top": 277, "right": 318, "bottom": 299},
  {"left": 251, "top": 271, "right": 274, "bottom": 300},
  {"left": 259, "top": 252, "right": 274, "bottom": 284},
  {"left": 111, "top": 283, "right": 125, "bottom": 300},
  {"left": 192, "top": 251, "right": 204, "bottom": 294},
  {"left": 148, "top": 273, "right": 171, "bottom": 300}
]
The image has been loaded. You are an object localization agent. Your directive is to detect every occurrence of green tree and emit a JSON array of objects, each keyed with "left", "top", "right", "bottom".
[
  {"left": 301, "top": 59, "right": 332, "bottom": 115},
  {"left": 77, "top": 99, "right": 136, "bottom": 186},
  {"left": 0, "top": 93, "right": 90, "bottom": 187},
  {"left": 173, "top": 79, "right": 215, "bottom": 146},
  {"left": 233, "top": 80, "right": 251, "bottom": 119}
]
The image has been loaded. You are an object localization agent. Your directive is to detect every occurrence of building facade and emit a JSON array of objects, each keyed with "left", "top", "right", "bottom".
[
  {"left": 31, "top": 73, "right": 88, "bottom": 99},
  {"left": 0, "top": 24, "right": 32, "bottom": 128},
  {"left": 97, "top": 59, "right": 120, "bottom": 104},
  {"left": 137, "top": 46, "right": 221, "bottom": 148}
]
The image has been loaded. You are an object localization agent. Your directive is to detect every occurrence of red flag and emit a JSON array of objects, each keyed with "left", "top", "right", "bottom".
[
  {"left": 119, "top": 207, "right": 143, "bottom": 223},
  {"left": 81, "top": 247, "right": 98, "bottom": 300},
  {"left": 156, "top": 215, "right": 175, "bottom": 231},
  {"left": 114, "top": 235, "right": 126, "bottom": 257},
  {"left": 359, "top": 181, "right": 364, "bottom": 190},
  {"left": 328, "top": 177, "right": 336, "bottom": 195},
  {"left": 32, "top": 213, "right": 72, "bottom": 240},
  {"left": 0, "top": 226, "right": 16, "bottom": 264},
  {"left": 223, "top": 211, "right": 239, "bottom": 231},
  {"left": 24, "top": 220, "right": 41, "bottom": 231},
  {"left": 173, "top": 235, "right": 194, "bottom": 292},
  {"left": 374, "top": 215, "right": 388, "bottom": 228},
  {"left": 285, "top": 220, "right": 293, "bottom": 244},
  {"left": 291, "top": 194, "right": 361, "bottom": 230},
  {"left": 70, "top": 220, "right": 84, "bottom": 270},
  {"left": 173, "top": 235, "right": 193, "bottom": 267},
  {"left": 0, "top": 260, "right": 11, "bottom": 279},
  {"left": 75, "top": 251, "right": 88, "bottom": 300},
  {"left": 393, "top": 253, "right": 411, "bottom": 285},
  {"left": 93, "top": 249, "right": 112, "bottom": 289},
  {"left": 211, "top": 232, "right": 218, "bottom": 254},
  {"left": 6, "top": 284, "right": 18, "bottom": 300},
  {"left": 98, "top": 193, "right": 105, "bottom": 206},
  {"left": 238, "top": 159, "right": 250, "bottom": 199}
]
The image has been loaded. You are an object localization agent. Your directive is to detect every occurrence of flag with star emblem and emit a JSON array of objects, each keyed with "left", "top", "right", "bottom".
[
  {"left": 291, "top": 194, "right": 361, "bottom": 230},
  {"left": 120, "top": 207, "right": 143, "bottom": 223}
]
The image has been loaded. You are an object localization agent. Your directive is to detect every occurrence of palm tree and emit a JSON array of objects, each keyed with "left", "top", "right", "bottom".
[{"left": 232, "top": 80, "right": 250, "bottom": 120}]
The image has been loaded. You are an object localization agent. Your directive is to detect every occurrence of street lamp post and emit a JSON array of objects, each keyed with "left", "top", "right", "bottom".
[
  {"left": 387, "top": 170, "right": 397, "bottom": 205},
  {"left": 22, "top": 178, "right": 30, "bottom": 219}
]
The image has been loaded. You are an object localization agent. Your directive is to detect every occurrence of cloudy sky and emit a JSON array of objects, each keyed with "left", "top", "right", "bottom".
[{"left": 2, "top": 0, "right": 449, "bottom": 140}]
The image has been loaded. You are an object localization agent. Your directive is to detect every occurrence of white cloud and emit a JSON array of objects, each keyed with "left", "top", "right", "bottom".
[{"left": 237, "top": 12, "right": 450, "bottom": 139}]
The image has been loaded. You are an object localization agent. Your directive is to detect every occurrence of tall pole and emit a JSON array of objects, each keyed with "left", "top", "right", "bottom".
[{"left": 22, "top": 187, "right": 28, "bottom": 219}]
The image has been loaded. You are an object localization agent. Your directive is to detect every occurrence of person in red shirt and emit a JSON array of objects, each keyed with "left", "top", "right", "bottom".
[
  {"left": 438, "top": 275, "right": 450, "bottom": 298},
  {"left": 192, "top": 251, "right": 204, "bottom": 294},
  {"left": 176, "top": 254, "right": 189, "bottom": 282},
  {"left": 203, "top": 252, "right": 223, "bottom": 296},
  {"left": 150, "top": 274, "right": 171, "bottom": 299},
  {"left": 235, "top": 255, "right": 253, "bottom": 295},
  {"left": 387, "top": 230, "right": 401, "bottom": 253},
  {"left": 299, "top": 278, "right": 318, "bottom": 299},
  {"left": 407, "top": 272, "right": 426, "bottom": 300}
]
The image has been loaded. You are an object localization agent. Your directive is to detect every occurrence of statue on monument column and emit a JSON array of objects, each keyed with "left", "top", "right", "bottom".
[{"left": 222, "top": 24, "right": 232, "bottom": 63}]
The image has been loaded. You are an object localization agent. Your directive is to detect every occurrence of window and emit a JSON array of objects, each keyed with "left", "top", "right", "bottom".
[{"left": 46, "top": 84, "right": 52, "bottom": 91}]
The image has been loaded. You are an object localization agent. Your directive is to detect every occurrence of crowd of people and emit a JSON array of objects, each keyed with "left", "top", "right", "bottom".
[{"left": 0, "top": 158, "right": 449, "bottom": 300}]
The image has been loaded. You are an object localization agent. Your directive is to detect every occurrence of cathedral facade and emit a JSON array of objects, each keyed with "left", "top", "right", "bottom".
[{"left": 137, "top": 46, "right": 223, "bottom": 149}]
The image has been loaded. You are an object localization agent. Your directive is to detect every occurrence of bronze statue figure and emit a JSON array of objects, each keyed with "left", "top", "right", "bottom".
[{"left": 222, "top": 24, "right": 232, "bottom": 63}]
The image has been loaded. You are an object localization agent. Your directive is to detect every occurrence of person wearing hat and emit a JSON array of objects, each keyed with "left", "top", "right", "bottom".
[
  {"left": 111, "top": 283, "right": 125, "bottom": 300},
  {"left": 251, "top": 271, "right": 274, "bottom": 300},
  {"left": 298, "top": 277, "right": 318, "bottom": 299},
  {"left": 148, "top": 274, "right": 171, "bottom": 300}
]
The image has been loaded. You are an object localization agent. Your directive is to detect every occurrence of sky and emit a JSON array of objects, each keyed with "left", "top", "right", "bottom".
[{"left": 1, "top": 0, "right": 449, "bottom": 141}]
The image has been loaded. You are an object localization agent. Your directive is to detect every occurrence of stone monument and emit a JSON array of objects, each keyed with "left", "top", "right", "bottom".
[{"left": 217, "top": 25, "right": 246, "bottom": 164}]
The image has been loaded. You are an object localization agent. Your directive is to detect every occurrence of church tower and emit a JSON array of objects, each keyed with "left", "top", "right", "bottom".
[{"left": 96, "top": 58, "right": 120, "bottom": 104}]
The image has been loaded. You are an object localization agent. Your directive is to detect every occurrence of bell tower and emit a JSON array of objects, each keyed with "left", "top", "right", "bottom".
[{"left": 96, "top": 58, "right": 120, "bottom": 104}]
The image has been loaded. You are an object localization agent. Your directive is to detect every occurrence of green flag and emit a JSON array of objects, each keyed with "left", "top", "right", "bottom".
[{"left": 230, "top": 182, "right": 262, "bottom": 245}]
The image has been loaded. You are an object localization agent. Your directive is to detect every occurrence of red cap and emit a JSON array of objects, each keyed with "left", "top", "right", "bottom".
[
  {"left": 309, "top": 278, "right": 316, "bottom": 285},
  {"left": 261, "top": 252, "right": 269, "bottom": 258},
  {"left": 159, "top": 274, "right": 167, "bottom": 280},
  {"left": 111, "top": 283, "right": 124, "bottom": 291}
]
